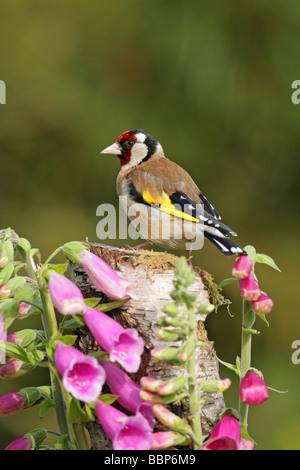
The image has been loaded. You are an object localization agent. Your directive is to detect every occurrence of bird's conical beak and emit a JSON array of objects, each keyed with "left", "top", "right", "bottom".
[{"left": 100, "top": 142, "right": 122, "bottom": 155}]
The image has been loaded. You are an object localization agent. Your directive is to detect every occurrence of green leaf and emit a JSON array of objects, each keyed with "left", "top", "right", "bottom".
[
  {"left": 217, "top": 356, "right": 241, "bottom": 376},
  {"left": 43, "top": 263, "right": 69, "bottom": 281},
  {"left": 24, "top": 428, "right": 48, "bottom": 450},
  {"left": 98, "top": 393, "right": 119, "bottom": 405},
  {"left": 243, "top": 302, "right": 256, "bottom": 329},
  {"left": 1, "top": 240, "right": 14, "bottom": 262},
  {"left": 18, "top": 386, "right": 43, "bottom": 406},
  {"left": 30, "top": 248, "right": 41, "bottom": 262},
  {"left": 256, "top": 253, "right": 281, "bottom": 272},
  {"left": 84, "top": 297, "right": 101, "bottom": 308},
  {"left": 242, "top": 327, "right": 260, "bottom": 335},
  {"left": 17, "top": 238, "right": 31, "bottom": 257},
  {"left": 14, "top": 283, "right": 40, "bottom": 303},
  {"left": 95, "top": 298, "right": 130, "bottom": 312},
  {"left": 0, "top": 341, "right": 36, "bottom": 364},
  {"left": 59, "top": 315, "right": 85, "bottom": 330},
  {"left": 63, "top": 241, "right": 88, "bottom": 264},
  {"left": 0, "top": 263, "right": 14, "bottom": 284},
  {"left": 243, "top": 245, "right": 257, "bottom": 265},
  {"left": 49, "top": 335, "right": 77, "bottom": 352},
  {"left": 68, "top": 398, "right": 95, "bottom": 424},
  {"left": 0, "top": 299, "right": 19, "bottom": 329},
  {"left": 13, "top": 329, "right": 37, "bottom": 348},
  {"left": 54, "top": 434, "right": 77, "bottom": 450},
  {"left": 240, "top": 424, "right": 256, "bottom": 445},
  {"left": 38, "top": 398, "right": 54, "bottom": 418},
  {"left": 217, "top": 277, "right": 239, "bottom": 289},
  {"left": 256, "top": 312, "right": 270, "bottom": 327}
]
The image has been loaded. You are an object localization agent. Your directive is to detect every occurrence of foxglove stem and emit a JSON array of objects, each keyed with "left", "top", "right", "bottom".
[
  {"left": 186, "top": 307, "right": 202, "bottom": 449},
  {"left": 22, "top": 250, "right": 71, "bottom": 446},
  {"left": 239, "top": 298, "right": 252, "bottom": 434}
]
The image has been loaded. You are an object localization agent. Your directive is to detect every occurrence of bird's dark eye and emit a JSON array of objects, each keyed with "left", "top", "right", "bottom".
[{"left": 122, "top": 140, "right": 135, "bottom": 150}]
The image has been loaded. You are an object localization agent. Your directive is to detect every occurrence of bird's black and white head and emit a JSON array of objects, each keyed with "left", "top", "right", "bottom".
[{"left": 101, "top": 129, "right": 163, "bottom": 170}]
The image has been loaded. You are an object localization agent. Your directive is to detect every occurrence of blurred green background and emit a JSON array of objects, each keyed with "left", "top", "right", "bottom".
[{"left": 1, "top": 0, "right": 300, "bottom": 450}]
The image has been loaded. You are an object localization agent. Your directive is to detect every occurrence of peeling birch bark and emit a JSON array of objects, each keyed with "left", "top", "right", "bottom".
[{"left": 71, "top": 243, "right": 225, "bottom": 449}]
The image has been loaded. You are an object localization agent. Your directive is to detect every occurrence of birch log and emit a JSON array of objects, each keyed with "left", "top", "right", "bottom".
[{"left": 70, "top": 243, "right": 225, "bottom": 449}]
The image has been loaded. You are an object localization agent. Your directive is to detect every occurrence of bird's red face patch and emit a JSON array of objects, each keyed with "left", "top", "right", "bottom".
[
  {"left": 117, "top": 131, "right": 137, "bottom": 144},
  {"left": 117, "top": 131, "right": 137, "bottom": 166}
]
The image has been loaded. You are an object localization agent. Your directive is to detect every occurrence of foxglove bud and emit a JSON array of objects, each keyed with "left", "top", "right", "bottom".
[
  {"left": 152, "top": 431, "right": 187, "bottom": 450},
  {"left": 239, "top": 440, "right": 254, "bottom": 450},
  {"left": 239, "top": 371, "right": 269, "bottom": 406},
  {"left": 177, "top": 339, "right": 195, "bottom": 362},
  {"left": 155, "top": 328, "right": 179, "bottom": 341},
  {"left": 17, "top": 302, "right": 31, "bottom": 319},
  {"left": 156, "top": 375, "right": 187, "bottom": 396},
  {"left": 79, "top": 249, "right": 136, "bottom": 300},
  {"left": 0, "top": 256, "right": 8, "bottom": 268},
  {"left": 0, "top": 284, "right": 10, "bottom": 299},
  {"left": 140, "top": 376, "right": 164, "bottom": 392},
  {"left": 5, "top": 429, "right": 47, "bottom": 450},
  {"left": 201, "top": 378, "right": 231, "bottom": 393},
  {"left": 152, "top": 404, "right": 192, "bottom": 435},
  {"left": 232, "top": 255, "right": 253, "bottom": 279},
  {"left": 0, "top": 391, "right": 27, "bottom": 416},
  {"left": 0, "top": 276, "right": 25, "bottom": 299},
  {"left": 162, "top": 302, "right": 179, "bottom": 317},
  {"left": 151, "top": 347, "right": 178, "bottom": 361},
  {"left": 4, "top": 436, "right": 32, "bottom": 450},
  {"left": 139, "top": 390, "right": 177, "bottom": 404},
  {"left": 48, "top": 271, "right": 86, "bottom": 316},
  {"left": 239, "top": 274, "right": 261, "bottom": 301},
  {"left": 0, "top": 359, "right": 35, "bottom": 380},
  {"left": 250, "top": 293, "right": 274, "bottom": 315}
]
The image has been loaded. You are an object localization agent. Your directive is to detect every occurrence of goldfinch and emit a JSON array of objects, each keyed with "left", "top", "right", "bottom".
[{"left": 101, "top": 129, "right": 245, "bottom": 256}]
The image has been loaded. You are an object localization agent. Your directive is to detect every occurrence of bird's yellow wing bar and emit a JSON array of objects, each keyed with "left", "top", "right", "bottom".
[{"left": 142, "top": 189, "right": 199, "bottom": 223}]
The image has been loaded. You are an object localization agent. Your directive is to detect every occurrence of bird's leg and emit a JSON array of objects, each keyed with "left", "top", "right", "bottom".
[
  {"left": 186, "top": 250, "right": 193, "bottom": 268},
  {"left": 122, "top": 240, "right": 154, "bottom": 250}
]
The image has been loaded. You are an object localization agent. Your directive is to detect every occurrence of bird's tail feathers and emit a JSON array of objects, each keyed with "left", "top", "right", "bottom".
[{"left": 205, "top": 232, "right": 246, "bottom": 256}]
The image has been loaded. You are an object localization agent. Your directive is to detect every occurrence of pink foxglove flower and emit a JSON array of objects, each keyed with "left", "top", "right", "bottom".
[
  {"left": 232, "top": 255, "right": 253, "bottom": 279},
  {"left": 239, "top": 371, "right": 269, "bottom": 406},
  {"left": 203, "top": 413, "right": 241, "bottom": 450},
  {"left": 250, "top": 293, "right": 274, "bottom": 315},
  {"left": 95, "top": 400, "right": 153, "bottom": 450},
  {"left": 84, "top": 307, "right": 144, "bottom": 373},
  {"left": 54, "top": 341, "right": 105, "bottom": 403},
  {"left": 5, "top": 436, "right": 32, "bottom": 450},
  {"left": 0, "top": 391, "right": 26, "bottom": 416},
  {"left": 100, "top": 359, "right": 154, "bottom": 428},
  {"left": 239, "top": 274, "right": 261, "bottom": 301},
  {"left": 79, "top": 249, "right": 136, "bottom": 300},
  {"left": 48, "top": 271, "right": 86, "bottom": 315}
]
